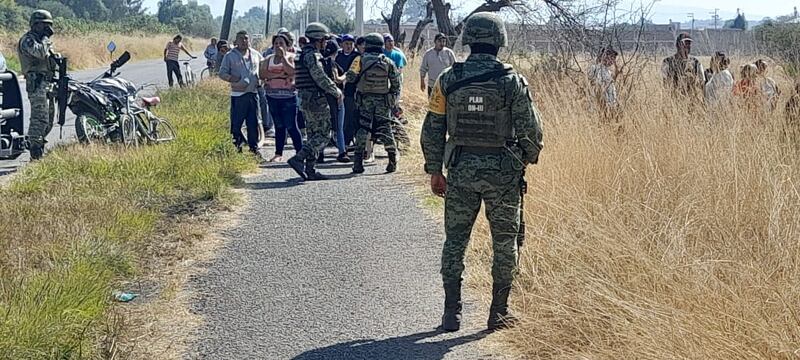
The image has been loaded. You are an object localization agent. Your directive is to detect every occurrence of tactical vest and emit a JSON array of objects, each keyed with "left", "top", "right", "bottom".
[
  {"left": 294, "top": 46, "right": 318, "bottom": 90},
  {"left": 356, "top": 55, "right": 391, "bottom": 95},
  {"left": 444, "top": 63, "right": 515, "bottom": 148},
  {"left": 17, "top": 32, "right": 53, "bottom": 75}
]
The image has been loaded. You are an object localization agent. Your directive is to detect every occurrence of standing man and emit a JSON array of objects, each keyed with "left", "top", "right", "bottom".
[
  {"left": 204, "top": 38, "right": 218, "bottom": 72},
  {"left": 336, "top": 34, "right": 361, "bottom": 149},
  {"left": 382, "top": 34, "right": 407, "bottom": 72},
  {"left": 421, "top": 12, "right": 543, "bottom": 332},
  {"left": 346, "top": 33, "right": 401, "bottom": 174},
  {"left": 587, "top": 47, "right": 619, "bottom": 119},
  {"left": 287, "top": 23, "right": 343, "bottom": 181},
  {"left": 164, "top": 34, "right": 195, "bottom": 88},
  {"left": 219, "top": 30, "right": 265, "bottom": 161},
  {"left": 419, "top": 33, "right": 456, "bottom": 97},
  {"left": 661, "top": 33, "right": 704, "bottom": 98},
  {"left": 18, "top": 9, "right": 58, "bottom": 160}
]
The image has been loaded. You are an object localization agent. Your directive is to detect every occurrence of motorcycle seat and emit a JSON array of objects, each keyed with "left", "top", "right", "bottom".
[{"left": 141, "top": 96, "right": 160, "bottom": 106}]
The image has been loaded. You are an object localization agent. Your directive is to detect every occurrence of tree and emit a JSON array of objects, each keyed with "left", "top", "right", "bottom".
[
  {"left": 431, "top": 0, "right": 518, "bottom": 46},
  {"left": 408, "top": 0, "right": 433, "bottom": 54},
  {"left": 381, "top": 0, "right": 408, "bottom": 42},
  {"left": 157, "top": 0, "right": 215, "bottom": 37}
]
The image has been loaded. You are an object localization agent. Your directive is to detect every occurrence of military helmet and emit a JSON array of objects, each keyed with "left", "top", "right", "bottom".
[
  {"left": 30, "top": 9, "right": 54, "bottom": 26},
  {"left": 363, "top": 33, "right": 384, "bottom": 48},
  {"left": 276, "top": 27, "right": 290, "bottom": 34},
  {"left": 461, "top": 12, "right": 507, "bottom": 48},
  {"left": 305, "top": 22, "right": 331, "bottom": 40}
]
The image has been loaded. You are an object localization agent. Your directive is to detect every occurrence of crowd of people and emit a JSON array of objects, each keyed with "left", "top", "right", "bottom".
[
  {"left": 208, "top": 25, "right": 459, "bottom": 177},
  {"left": 587, "top": 32, "right": 796, "bottom": 124}
]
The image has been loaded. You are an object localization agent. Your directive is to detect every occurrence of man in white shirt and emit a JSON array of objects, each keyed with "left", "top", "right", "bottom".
[{"left": 419, "top": 33, "right": 456, "bottom": 96}]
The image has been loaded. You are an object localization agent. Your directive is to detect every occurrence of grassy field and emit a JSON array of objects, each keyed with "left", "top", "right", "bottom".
[
  {"left": 0, "top": 31, "right": 201, "bottom": 72},
  {"left": 0, "top": 81, "right": 253, "bottom": 358},
  {"left": 402, "top": 55, "right": 800, "bottom": 358}
]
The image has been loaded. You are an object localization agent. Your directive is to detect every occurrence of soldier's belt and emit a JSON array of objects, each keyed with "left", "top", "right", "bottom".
[{"left": 460, "top": 146, "right": 505, "bottom": 154}]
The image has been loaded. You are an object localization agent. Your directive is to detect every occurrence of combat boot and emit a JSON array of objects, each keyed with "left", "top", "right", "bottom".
[
  {"left": 305, "top": 162, "right": 329, "bottom": 181},
  {"left": 487, "top": 283, "right": 518, "bottom": 330},
  {"left": 287, "top": 156, "right": 308, "bottom": 180},
  {"left": 441, "top": 282, "right": 462, "bottom": 332},
  {"left": 352, "top": 153, "right": 365, "bottom": 174},
  {"left": 29, "top": 144, "right": 44, "bottom": 160},
  {"left": 386, "top": 151, "right": 397, "bottom": 173}
]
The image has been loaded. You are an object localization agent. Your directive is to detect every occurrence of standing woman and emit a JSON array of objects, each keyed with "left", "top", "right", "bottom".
[
  {"left": 260, "top": 34, "right": 302, "bottom": 162},
  {"left": 704, "top": 51, "right": 734, "bottom": 108},
  {"left": 734, "top": 64, "right": 764, "bottom": 114}
]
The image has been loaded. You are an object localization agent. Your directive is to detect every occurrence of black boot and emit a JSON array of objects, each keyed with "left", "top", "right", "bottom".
[
  {"left": 352, "top": 153, "right": 364, "bottom": 174},
  {"left": 386, "top": 151, "right": 397, "bottom": 173},
  {"left": 317, "top": 151, "right": 326, "bottom": 164},
  {"left": 305, "top": 162, "right": 329, "bottom": 181},
  {"left": 487, "top": 283, "right": 518, "bottom": 330},
  {"left": 441, "top": 282, "right": 462, "bottom": 332},
  {"left": 287, "top": 156, "right": 308, "bottom": 180},
  {"left": 29, "top": 144, "right": 44, "bottom": 160}
]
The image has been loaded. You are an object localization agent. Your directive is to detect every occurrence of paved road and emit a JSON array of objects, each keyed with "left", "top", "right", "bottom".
[
  {"left": 0, "top": 54, "right": 206, "bottom": 176},
  {"left": 188, "top": 147, "right": 509, "bottom": 359}
]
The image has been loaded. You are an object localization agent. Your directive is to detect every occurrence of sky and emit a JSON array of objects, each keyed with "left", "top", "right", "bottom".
[{"left": 139, "top": 0, "right": 796, "bottom": 24}]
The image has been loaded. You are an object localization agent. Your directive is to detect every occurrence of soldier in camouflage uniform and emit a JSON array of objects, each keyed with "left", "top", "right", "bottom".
[
  {"left": 287, "top": 23, "right": 343, "bottom": 181},
  {"left": 421, "top": 12, "right": 544, "bottom": 332},
  {"left": 346, "top": 33, "right": 401, "bottom": 174},
  {"left": 18, "top": 10, "right": 58, "bottom": 160}
]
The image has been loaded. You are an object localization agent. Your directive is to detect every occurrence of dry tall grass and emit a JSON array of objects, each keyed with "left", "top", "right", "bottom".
[
  {"left": 402, "top": 55, "right": 800, "bottom": 358},
  {"left": 0, "top": 32, "right": 201, "bottom": 71}
]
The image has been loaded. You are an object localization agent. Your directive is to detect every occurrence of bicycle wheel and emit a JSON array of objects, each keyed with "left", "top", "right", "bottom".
[
  {"left": 152, "top": 117, "right": 177, "bottom": 143},
  {"left": 120, "top": 114, "right": 138, "bottom": 147},
  {"left": 135, "top": 112, "right": 156, "bottom": 144},
  {"left": 200, "top": 67, "right": 209, "bottom": 80}
]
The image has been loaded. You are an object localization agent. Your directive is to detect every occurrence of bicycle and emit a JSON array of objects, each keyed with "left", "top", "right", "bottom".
[
  {"left": 181, "top": 58, "right": 197, "bottom": 87},
  {"left": 200, "top": 60, "right": 216, "bottom": 80},
  {"left": 129, "top": 83, "right": 178, "bottom": 144}
]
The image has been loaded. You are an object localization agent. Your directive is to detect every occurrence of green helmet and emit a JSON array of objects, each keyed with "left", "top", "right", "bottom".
[
  {"left": 461, "top": 12, "right": 507, "bottom": 48},
  {"left": 363, "top": 33, "right": 384, "bottom": 48},
  {"left": 305, "top": 22, "right": 331, "bottom": 40},
  {"left": 30, "top": 9, "right": 54, "bottom": 27}
]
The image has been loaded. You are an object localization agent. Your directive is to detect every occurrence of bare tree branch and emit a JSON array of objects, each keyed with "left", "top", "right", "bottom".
[{"left": 409, "top": 0, "right": 434, "bottom": 53}]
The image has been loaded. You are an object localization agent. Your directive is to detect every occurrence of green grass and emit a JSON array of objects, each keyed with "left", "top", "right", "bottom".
[
  {"left": 0, "top": 81, "right": 253, "bottom": 358},
  {"left": 3, "top": 52, "right": 20, "bottom": 73}
]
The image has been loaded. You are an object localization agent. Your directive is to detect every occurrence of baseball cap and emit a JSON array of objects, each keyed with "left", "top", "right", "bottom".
[
  {"left": 383, "top": 33, "right": 394, "bottom": 42},
  {"left": 341, "top": 34, "right": 355, "bottom": 42},
  {"left": 676, "top": 32, "right": 693, "bottom": 43},
  {"left": 434, "top": 33, "right": 446, "bottom": 41}
]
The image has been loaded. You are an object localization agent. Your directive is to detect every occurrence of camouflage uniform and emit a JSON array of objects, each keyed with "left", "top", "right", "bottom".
[
  {"left": 287, "top": 23, "right": 341, "bottom": 180},
  {"left": 18, "top": 10, "right": 57, "bottom": 159},
  {"left": 346, "top": 33, "right": 402, "bottom": 174},
  {"left": 420, "top": 12, "right": 543, "bottom": 331}
]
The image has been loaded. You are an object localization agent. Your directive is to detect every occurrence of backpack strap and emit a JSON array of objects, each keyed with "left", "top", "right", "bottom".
[{"left": 442, "top": 64, "right": 514, "bottom": 97}]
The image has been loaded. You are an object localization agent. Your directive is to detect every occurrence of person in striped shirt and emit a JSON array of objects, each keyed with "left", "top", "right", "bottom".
[{"left": 164, "top": 34, "right": 195, "bottom": 87}]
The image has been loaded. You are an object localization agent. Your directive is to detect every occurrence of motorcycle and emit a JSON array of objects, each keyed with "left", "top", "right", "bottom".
[
  {"left": 0, "top": 51, "right": 26, "bottom": 160},
  {"left": 53, "top": 51, "right": 175, "bottom": 146}
]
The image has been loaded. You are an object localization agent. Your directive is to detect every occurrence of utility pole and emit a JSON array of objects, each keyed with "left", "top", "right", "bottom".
[
  {"left": 220, "top": 0, "right": 235, "bottom": 41},
  {"left": 709, "top": 8, "right": 719, "bottom": 29},
  {"left": 316, "top": 0, "right": 320, "bottom": 22},
  {"left": 279, "top": 0, "right": 284, "bottom": 27},
  {"left": 355, "top": 0, "right": 363, "bottom": 35},
  {"left": 265, "top": 0, "right": 272, "bottom": 36},
  {"left": 687, "top": 13, "right": 694, "bottom": 34}
]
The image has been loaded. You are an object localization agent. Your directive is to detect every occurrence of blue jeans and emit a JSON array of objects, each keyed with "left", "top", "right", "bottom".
[
  {"left": 230, "top": 93, "right": 260, "bottom": 152},
  {"left": 257, "top": 87, "right": 274, "bottom": 131},
  {"left": 326, "top": 95, "right": 346, "bottom": 155},
  {"left": 267, "top": 96, "right": 303, "bottom": 156}
]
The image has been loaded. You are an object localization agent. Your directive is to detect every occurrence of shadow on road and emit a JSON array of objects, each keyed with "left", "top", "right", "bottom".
[
  {"left": 237, "top": 178, "right": 304, "bottom": 190},
  {"left": 291, "top": 329, "right": 490, "bottom": 360}
]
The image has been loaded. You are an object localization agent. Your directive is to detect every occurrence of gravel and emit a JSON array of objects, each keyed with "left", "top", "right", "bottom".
[{"left": 188, "top": 147, "right": 510, "bottom": 360}]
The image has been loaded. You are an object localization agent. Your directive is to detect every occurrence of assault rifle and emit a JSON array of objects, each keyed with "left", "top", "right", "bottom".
[{"left": 51, "top": 53, "right": 69, "bottom": 139}]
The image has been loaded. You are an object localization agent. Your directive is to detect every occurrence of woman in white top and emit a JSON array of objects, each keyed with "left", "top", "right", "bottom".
[
  {"left": 587, "top": 47, "right": 618, "bottom": 119},
  {"left": 704, "top": 51, "right": 734, "bottom": 108},
  {"left": 755, "top": 59, "right": 780, "bottom": 112}
]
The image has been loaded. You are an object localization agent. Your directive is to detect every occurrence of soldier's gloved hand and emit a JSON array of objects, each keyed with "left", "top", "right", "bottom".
[{"left": 430, "top": 173, "right": 447, "bottom": 198}]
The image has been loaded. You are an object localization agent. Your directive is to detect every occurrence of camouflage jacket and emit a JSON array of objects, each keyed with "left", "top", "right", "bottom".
[
  {"left": 297, "top": 44, "right": 340, "bottom": 97},
  {"left": 421, "top": 53, "right": 544, "bottom": 175},
  {"left": 17, "top": 31, "right": 55, "bottom": 75}
]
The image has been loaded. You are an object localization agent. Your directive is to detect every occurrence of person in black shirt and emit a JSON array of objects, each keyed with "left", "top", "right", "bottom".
[
  {"left": 337, "top": 35, "right": 361, "bottom": 150},
  {"left": 318, "top": 39, "right": 350, "bottom": 163}
]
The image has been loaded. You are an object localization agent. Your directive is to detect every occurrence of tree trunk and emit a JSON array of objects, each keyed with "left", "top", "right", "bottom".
[
  {"left": 381, "top": 0, "right": 408, "bottom": 44},
  {"left": 408, "top": 1, "right": 434, "bottom": 54},
  {"left": 431, "top": 0, "right": 516, "bottom": 46}
]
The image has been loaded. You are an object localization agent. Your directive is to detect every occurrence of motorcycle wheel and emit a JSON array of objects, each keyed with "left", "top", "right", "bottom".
[{"left": 75, "top": 113, "right": 107, "bottom": 144}]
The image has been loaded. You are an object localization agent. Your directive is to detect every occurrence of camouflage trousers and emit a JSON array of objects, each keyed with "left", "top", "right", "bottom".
[
  {"left": 295, "top": 91, "right": 332, "bottom": 167},
  {"left": 354, "top": 94, "right": 395, "bottom": 155},
  {"left": 442, "top": 152, "right": 522, "bottom": 288},
  {"left": 26, "top": 76, "right": 55, "bottom": 147}
]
